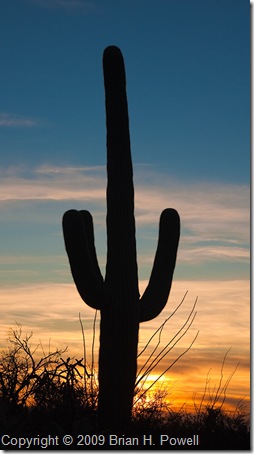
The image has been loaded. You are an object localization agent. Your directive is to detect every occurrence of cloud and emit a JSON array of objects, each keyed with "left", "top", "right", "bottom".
[
  {"left": 0, "top": 164, "right": 249, "bottom": 268},
  {"left": 0, "top": 279, "right": 249, "bottom": 413},
  {"left": 0, "top": 283, "right": 100, "bottom": 372},
  {"left": 0, "top": 112, "right": 38, "bottom": 127},
  {"left": 35, "top": 164, "right": 106, "bottom": 175},
  {"left": 0, "top": 164, "right": 106, "bottom": 203},
  {"left": 0, "top": 280, "right": 249, "bottom": 354},
  {"left": 0, "top": 255, "right": 64, "bottom": 265}
]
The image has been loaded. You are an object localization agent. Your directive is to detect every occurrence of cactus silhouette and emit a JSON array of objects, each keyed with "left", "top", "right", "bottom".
[{"left": 62, "top": 46, "right": 180, "bottom": 432}]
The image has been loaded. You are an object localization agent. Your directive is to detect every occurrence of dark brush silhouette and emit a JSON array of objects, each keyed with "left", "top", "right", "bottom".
[
  {"left": 0, "top": 325, "right": 250, "bottom": 450},
  {"left": 62, "top": 46, "right": 180, "bottom": 432}
]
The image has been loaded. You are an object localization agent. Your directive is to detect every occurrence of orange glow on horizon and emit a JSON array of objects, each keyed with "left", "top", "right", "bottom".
[
  {"left": 134, "top": 370, "right": 250, "bottom": 416},
  {"left": 0, "top": 280, "right": 250, "bottom": 419}
]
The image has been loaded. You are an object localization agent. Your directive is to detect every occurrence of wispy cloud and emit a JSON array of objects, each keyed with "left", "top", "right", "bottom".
[
  {"left": 0, "top": 279, "right": 249, "bottom": 412},
  {"left": 0, "top": 112, "right": 38, "bottom": 127},
  {"left": 0, "top": 164, "right": 249, "bottom": 267},
  {"left": 0, "top": 164, "right": 106, "bottom": 202}
]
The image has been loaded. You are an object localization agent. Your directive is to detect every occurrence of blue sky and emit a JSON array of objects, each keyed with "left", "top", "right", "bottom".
[
  {"left": 0, "top": 0, "right": 249, "bottom": 181},
  {"left": 0, "top": 0, "right": 250, "bottom": 411}
]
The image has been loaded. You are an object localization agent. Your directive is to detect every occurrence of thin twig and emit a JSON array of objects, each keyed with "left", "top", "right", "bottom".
[
  {"left": 134, "top": 330, "right": 199, "bottom": 404},
  {"left": 91, "top": 310, "right": 97, "bottom": 396},
  {"left": 137, "top": 291, "right": 189, "bottom": 358},
  {"left": 137, "top": 311, "right": 197, "bottom": 388},
  {"left": 79, "top": 312, "right": 87, "bottom": 391},
  {"left": 136, "top": 296, "right": 198, "bottom": 387}
]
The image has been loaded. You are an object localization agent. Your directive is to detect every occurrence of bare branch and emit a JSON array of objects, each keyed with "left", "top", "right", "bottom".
[{"left": 136, "top": 296, "right": 198, "bottom": 388}]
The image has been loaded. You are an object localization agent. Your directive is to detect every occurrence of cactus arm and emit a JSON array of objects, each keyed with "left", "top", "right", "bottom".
[
  {"left": 138, "top": 208, "right": 180, "bottom": 322},
  {"left": 79, "top": 209, "right": 105, "bottom": 286},
  {"left": 62, "top": 209, "right": 105, "bottom": 309}
]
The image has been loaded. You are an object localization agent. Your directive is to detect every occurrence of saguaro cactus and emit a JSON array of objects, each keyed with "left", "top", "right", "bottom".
[{"left": 62, "top": 46, "right": 180, "bottom": 432}]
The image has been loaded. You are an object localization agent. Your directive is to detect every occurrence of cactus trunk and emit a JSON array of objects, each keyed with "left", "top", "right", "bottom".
[
  {"left": 98, "top": 47, "right": 139, "bottom": 431},
  {"left": 62, "top": 46, "right": 180, "bottom": 433}
]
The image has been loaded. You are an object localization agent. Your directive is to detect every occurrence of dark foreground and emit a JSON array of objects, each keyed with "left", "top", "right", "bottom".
[{"left": 0, "top": 404, "right": 250, "bottom": 450}]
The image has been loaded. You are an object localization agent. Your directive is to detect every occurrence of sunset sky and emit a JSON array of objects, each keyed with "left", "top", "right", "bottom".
[{"left": 0, "top": 0, "right": 250, "bottom": 413}]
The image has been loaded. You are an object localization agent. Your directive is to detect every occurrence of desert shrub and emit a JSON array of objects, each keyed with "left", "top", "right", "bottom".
[
  {"left": 0, "top": 324, "right": 97, "bottom": 435},
  {"left": 0, "top": 324, "right": 250, "bottom": 449}
]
